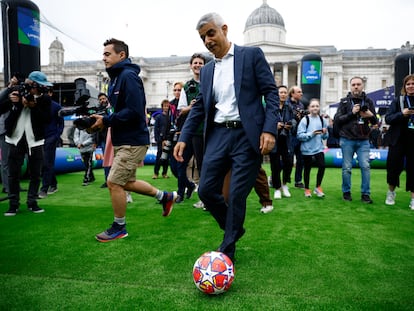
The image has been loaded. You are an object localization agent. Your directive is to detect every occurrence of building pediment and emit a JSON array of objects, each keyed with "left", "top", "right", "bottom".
[{"left": 246, "top": 41, "right": 325, "bottom": 54}]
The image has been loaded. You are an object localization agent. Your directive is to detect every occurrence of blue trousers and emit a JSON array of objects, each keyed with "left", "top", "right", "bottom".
[{"left": 198, "top": 127, "right": 261, "bottom": 254}]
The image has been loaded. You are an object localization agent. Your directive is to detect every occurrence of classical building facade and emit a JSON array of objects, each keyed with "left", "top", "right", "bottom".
[{"left": 6, "top": 1, "right": 414, "bottom": 114}]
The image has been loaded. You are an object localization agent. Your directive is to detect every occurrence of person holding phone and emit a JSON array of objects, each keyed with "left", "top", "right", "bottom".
[
  {"left": 384, "top": 74, "right": 414, "bottom": 208},
  {"left": 297, "top": 99, "right": 328, "bottom": 198}
]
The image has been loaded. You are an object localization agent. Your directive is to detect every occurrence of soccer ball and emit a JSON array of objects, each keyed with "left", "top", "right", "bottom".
[{"left": 192, "top": 251, "right": 235, "bottom": 295}]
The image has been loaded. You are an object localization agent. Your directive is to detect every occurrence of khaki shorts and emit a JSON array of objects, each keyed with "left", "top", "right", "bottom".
[{"left": 108, "top": 145, "right": 148, "bottom": 186}]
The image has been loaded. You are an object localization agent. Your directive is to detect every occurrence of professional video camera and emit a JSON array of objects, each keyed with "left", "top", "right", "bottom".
[{"left": 58, "top": 78, "right": 107, "bottom": 131}]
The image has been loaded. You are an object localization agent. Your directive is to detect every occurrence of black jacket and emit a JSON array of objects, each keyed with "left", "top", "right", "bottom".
[
  {"left": 384, "top": 95, "right": 414, "bottom": 146},
  {"left": 0, "top": 90, "right": 51, "bottom": 141},
  {"left": 334, "top": 92, "right": 378, "bottom": 140},
  {"left": 103, "top": 58, "right": 149, "bottom": 146}
]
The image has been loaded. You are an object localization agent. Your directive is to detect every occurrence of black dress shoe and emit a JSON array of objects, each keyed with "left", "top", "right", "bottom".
[
  {"left": 343, "top": 192, "right": 352, "bottom": 201},
  {"left": 217, "top": 242, "right": 236, "bottom": 263},
  {"left": 295, "top": 182, "right": 305, "bottom": 189},
  {"left": 186, "top": 183, "right": 196, "bottom": 199},
  {"left": 361, "top": 194, "right": 373, "bottom": 204},
  {"left": 175, "top": 195, "right": 184, "bottom": 204}
]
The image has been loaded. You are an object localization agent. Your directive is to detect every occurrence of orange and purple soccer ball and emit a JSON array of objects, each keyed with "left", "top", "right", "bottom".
[{"left": 192, "top": 251, "right": 235, "bottom": 295}]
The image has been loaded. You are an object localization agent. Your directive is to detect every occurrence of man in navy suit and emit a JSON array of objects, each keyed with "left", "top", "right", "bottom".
[{"left": 173, "top": 12, "right": 279, "bottom": 262}]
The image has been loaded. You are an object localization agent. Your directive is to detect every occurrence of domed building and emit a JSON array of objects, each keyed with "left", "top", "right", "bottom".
[
  {"left": 11, "top": 1, "right": 411, "bottom": 115},
  {"left": 244, "top": 0, "right": 286, "bottom": 45}
]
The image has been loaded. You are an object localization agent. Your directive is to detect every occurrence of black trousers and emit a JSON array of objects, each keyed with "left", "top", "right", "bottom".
[
  {"left": 386, "top": 136, "right": 414, "bottom": 192},
  {"left": 8, "top": 136, "right": 43, "bottom": 208},
  {"left": 303, "top": 152, "right": 325, "bottom": 190}
]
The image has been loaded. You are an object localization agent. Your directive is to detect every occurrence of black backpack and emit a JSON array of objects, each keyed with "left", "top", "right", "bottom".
[{"left": 305, "top": 115, "right": 324, "bottom": 131}]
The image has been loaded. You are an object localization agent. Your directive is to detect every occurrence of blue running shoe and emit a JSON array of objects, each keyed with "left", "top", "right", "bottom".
[
  {"left": 160, "top": 191, "right": 177, "bottom": 217},
  {"left": 96, "top": 222, "right": 128, "bottom": 242}
]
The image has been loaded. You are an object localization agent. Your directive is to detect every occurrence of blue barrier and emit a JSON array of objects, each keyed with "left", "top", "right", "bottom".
[{"left": 51, "top": 147, "right": 388, "bottom": 175}]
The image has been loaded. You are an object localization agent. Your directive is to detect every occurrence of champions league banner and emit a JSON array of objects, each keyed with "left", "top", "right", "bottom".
[
  {"left": 324, "top": 148, "right": 387, "bottom": 169},
  {"left": 19, "top": 147, "right": 387, "bottom": 176}
]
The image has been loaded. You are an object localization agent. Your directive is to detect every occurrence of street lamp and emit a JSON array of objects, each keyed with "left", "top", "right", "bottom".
[
  {"left": 96, "top": 71, "right": 103, "bottom": 92},
  {"left": 166, "top": 80, "right": 172, "bottom": 99}
]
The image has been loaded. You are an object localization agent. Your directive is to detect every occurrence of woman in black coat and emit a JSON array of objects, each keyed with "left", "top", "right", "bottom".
[{"left": 384, "top": 74, "right": 414, "bottom": 208}]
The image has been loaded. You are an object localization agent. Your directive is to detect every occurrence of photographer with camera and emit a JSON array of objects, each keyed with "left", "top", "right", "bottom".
[
  {"left": 268, "top": 85, "right": 295, "bottom": 201},
  {"left": 287, "top": 85, "right": 306, "bottom": 189},
  {"left": 96, "top": 92, "right": 112, "bottom": 188},
  {"left": 0, "top": 74, "right": 24, "bottom": 195},
  {"left": 173, "top": 53, "right": 206, "bottom": 205},
  {"left": 0, "top": 71, "right": 52, "bottom": 216},
  {"left": 334, "top": 76, "right": 377, "bottom": 203},
  {"left": 90, "top": 38, "right": 177, "bottom": 242},
  {"left": 38, "top": 88, "right": 64, "bottom": 198},
  {"left": 153, "top": 99, "right": 173, "bottom": 179}
]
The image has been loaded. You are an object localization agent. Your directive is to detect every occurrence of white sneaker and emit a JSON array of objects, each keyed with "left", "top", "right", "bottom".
[
  {"left": 274, "top": 189, "right": 282, "bottom": 199},
  {"left": 126, "top": 192, "right": 133, "bottom": 203},
  {"left": 304, "top": 189, "right": 312, "bottom": 198},
  {"left": 385, "top": 190, "right": 396, "bottom": 205},
  {"left": 409, "top": 199, "right": 414, "bottom": 210},
  {"left": 281, "top": 185, "right": 291, "bottom": 197},
  {"left": 313, "top": 187, "right": 325, "bottom": 198},
  {"left": 193, "top": 200, "right": 205, "bottom": 209},
  {"left": 260, "top": 205, "right": 274, "bottom": 214}
]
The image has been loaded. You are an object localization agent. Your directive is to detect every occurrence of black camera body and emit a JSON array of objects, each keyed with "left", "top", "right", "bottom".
[
  {"left": 160, "top": 127, "right": 178, "bottom": 161},
  {"left": 188, "top": 81, "right": 197, "bottom": 93},
  {"left": 297, "top": 109, "right": 310, "bottom": 118},
  {"left": 11, "top": 82, "right": 36, "bottom": 102},
  {"left": 280, "top": 121, "right": 292, "bottom": 136},
  {"left": 360, "top": 104, "right": 368, "bottom": 112}
]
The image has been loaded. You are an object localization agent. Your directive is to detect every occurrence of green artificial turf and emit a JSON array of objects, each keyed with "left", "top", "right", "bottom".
[{"left": 0, "top": 164, "right": 413, "bottom": 310}]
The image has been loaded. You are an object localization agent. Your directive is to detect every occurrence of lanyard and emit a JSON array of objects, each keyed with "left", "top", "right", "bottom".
[
  {"left": 350, "top": 98, "right": 365, "bottom": 109},
  {"left": 406, "top": 96, "right": 413, "bottom": 108}
]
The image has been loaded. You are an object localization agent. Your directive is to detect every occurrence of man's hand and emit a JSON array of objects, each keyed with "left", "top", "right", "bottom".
[
  {"left": 260, "top": 132, "right": 275, "bottom": 155},
  {"left": 173, "top": 142, "right": 187, "bottom": 162},
  {"left": 90, "top": 114, "right": 105, "bottom": 131},
  {"left": 352, "top": 104, "right": 361, "bottom": 115},
  {"left": 22, "top": 96, "right": 36, "bottom": 108},
  {"left": 9, "top": 91, "right": 20, "bottom": 103}
]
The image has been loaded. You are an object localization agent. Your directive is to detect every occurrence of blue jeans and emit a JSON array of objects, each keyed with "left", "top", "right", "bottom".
[{"left": 340, "top": 137, "right": 371, "bottom": 195}]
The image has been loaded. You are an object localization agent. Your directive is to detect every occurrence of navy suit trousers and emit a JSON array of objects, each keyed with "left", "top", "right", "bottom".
[{"left": 198, "top": 127, "right": 261, "bottom": 252}]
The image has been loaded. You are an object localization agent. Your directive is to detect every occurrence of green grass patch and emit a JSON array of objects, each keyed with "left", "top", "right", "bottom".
[{"left": 0, "top": 165, "right": 413, "bottom": 310}]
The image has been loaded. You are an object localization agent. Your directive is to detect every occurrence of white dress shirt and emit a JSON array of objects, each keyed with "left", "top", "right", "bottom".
[{"left": 213, "top": 44, "right": 240, "bottom": 123}]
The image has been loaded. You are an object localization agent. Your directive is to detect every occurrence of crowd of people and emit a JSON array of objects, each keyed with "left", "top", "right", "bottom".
[{"left": 1, "top": 12, "right": 413, "bottom": 263}]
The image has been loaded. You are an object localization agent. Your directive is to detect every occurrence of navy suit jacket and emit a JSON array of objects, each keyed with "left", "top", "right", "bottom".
[{"left": 179, "top": 44, "right": 279, "bottom": 154}]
